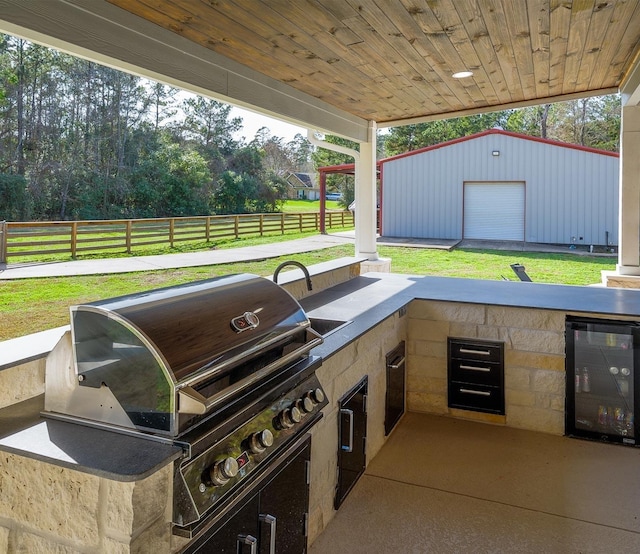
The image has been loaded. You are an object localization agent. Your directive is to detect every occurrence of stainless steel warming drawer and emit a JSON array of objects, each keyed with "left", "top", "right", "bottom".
[{"left": 448, "top": 337, "right": 505, "bottom": 415}]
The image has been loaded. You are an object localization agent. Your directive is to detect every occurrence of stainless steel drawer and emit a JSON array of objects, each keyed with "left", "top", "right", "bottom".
[
  {"left": 447, "top": 338, "right": 505, "bottom": 415},
  {"left": 448, "top": 382, "right": 504, "bottom": 414},
  {"left": 449, "top": 340, "right": 502, "bottom": 363},
  {"left": 449, "top": 358, "right": 502, "bottom": 387}
]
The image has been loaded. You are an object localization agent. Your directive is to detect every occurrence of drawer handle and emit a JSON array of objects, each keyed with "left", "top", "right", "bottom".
[
  {"left": 259, "top": 514, "right": 277, "bottom": 554},
  {"left": 237, "top": 535, "right": 258, "bottom": 554},
  {"left": 460, "top": 364, "right": 491, "bottom": 372},
  {"left": 459, "top": 348, "right": 491, "bottom": 356},
  {"left": 459, "top": 388, "right": 491, "bottom": 397}
]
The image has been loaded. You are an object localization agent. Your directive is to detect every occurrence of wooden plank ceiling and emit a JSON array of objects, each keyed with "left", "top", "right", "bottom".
[{"left": 106, "top": 0, "right": 640, "bottom": 125}]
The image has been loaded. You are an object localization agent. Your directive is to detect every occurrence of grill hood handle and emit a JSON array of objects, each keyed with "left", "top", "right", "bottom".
[{"left": 178, "top": 329, "right": 322, "bottom": 415}]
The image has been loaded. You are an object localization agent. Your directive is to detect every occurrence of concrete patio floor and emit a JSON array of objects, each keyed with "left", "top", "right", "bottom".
[{"left": 310, "top": 412, "right": 640, "bottom": 554}]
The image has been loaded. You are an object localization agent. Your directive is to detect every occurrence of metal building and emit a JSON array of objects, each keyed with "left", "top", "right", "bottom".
[{"left": 381, "top": 129, "right": 620, "bottom": 247}]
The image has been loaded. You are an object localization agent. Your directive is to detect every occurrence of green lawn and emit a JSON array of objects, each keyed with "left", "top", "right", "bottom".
[
  {"left": 0, "top": 240, "right": 616, "bottom": 342},
  {"left": 282, "top": 199, "right": 345, "bottom": 212}
]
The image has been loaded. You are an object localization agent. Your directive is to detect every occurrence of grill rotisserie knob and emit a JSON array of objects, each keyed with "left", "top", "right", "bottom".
[
  {"left": 249, "top": 429, "right": 274, "bottom": 454},
  {"left": 278, "top": 406, "right": 302, "bottom": 429},
  {"left": 206, "top": 457, "right": 239, "bottom": 487}
]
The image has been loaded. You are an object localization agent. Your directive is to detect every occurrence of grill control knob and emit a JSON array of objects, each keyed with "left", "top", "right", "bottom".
[
  {"left": 278, "top": 406, "right": 302, "bottom": 429},
  {"left": 249, "top": 429, "right": 274, "bottom": 454},
  {"left": 305, "top": 388, "right": 325, "bottom": 405},
  {"left": 297, "top": 396, "right": 315, "bottom": 414},
  {"left": 206, "top": 457, "right": 239, "bottom": 487}
]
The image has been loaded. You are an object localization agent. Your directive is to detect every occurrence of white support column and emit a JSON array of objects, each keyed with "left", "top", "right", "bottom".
[
  {"left": 617, "top": 105, "right": 640, "bottom": 275},
  {"left": 355, "top": 121, "right": 378, "bottom": 260}
]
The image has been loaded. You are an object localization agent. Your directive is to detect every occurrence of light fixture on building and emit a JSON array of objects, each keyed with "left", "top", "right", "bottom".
[
  {"left": 492, "top": 150, "right": 500, "bottom": 157},
  {"left": 452, "top": 70, "right": 473, "bottom": 79}
]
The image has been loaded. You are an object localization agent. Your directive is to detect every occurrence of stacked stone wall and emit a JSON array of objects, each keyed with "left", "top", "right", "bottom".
[
  {"left": 407, "top": 301, "right": 567, "bottom": 434},
  {"left": 0, "top": 454, "right": 173, "bottom": 553},
  {"left": 307, "top": 311, "right": 407, "bottom": 545}
]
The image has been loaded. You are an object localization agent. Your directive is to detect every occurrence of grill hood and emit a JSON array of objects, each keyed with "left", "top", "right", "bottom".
[{"left": 44, "top": 274, "right": 322, "bottom": 437}]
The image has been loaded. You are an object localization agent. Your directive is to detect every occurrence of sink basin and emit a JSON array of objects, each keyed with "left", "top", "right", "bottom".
[{"left": 308, "top": 317, "right": 352, "bottom": 337}]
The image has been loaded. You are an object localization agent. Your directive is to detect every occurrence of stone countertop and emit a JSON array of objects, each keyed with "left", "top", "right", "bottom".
[
  {"left": 4, "top": 272, "right": 640, "bottom": 480},
  {"left": 0, "top": 326, "right": 68, "bottom": 372},
  {"left": 0, "top": 395, "right": 184, "bottom": 481},
  {"left": 302, "top": 273, "right": 640, "bottom": 358}
]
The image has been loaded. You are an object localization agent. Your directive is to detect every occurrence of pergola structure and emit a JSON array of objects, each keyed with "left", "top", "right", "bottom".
[
  {"left": 2, "top": 1, "right": 640, "bottom": 280},
  {"left": 317, "top": 162, "right": 380, "bottom": 234}
]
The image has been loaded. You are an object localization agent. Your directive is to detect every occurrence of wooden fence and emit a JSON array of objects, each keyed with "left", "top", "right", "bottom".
[{"left": 0, "top": 211, "right": 354, "bottom": 263}]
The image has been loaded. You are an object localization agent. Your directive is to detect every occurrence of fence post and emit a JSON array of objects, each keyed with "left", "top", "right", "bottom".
[
  {"left": 71, "top": 221, "right": 78, "bottom": 259},
  {"left": 126, "top": 220, "right": 132, "bottom": 254},
  {"left": 234, "top": 216, "right": 239, "bottom": 239},
  {"left": 205, "top": 217, "right": 211, "bottom": 242},
  {"left": 0, "top": 221, "right": 6, "bottom": 264},
  {"left": 169, "top": 218, "right": 175, "bottom": 248},
  {"left": 259, "top": 214, "right": 264, "bottom": 236},
  {"left": 281, "top": 213, "right": 285, "bottom": 234}
]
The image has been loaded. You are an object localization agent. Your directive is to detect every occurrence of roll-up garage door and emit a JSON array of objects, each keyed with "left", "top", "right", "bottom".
[{"left": 463, "top": 182, "right": 525, "bottom": 240}]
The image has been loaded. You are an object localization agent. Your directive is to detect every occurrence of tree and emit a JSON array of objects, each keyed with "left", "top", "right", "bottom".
[
  {"left": 181, "top": 97, "right": 241, "bottom": 153},
  {"left": 228, "top": 145, "right": 263, "bottom": 178},
  {"left": 148, "top": 82, "right": 178, "bottom": 131},
  {"left": 0, "top": 173, "right": 28, "bottom": 219},
  {"left": 383, "top": 96, "right": 620, "bottom": 157},
  {"left": 251, "top": 129, "right": 313, "bottom": 178},
  {"left": 211, "top": 171, "right": 253, "bottom": 214},
  {"left": 383, "top": 111, "right": 513, "bottom": 156},
  {"left": 504, "top": 104, "right": 552, "bottom": 137},
  {"left": 128, "top": 135, "right": 212, "bottom": 217},
  {"left": 552, "top": 96, "right": 620, "bottom": 152}
]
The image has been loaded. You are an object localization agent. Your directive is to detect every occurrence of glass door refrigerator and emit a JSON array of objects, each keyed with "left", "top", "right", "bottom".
[{"left": 566, "top": 316, "right": 640, "bottom": 446}]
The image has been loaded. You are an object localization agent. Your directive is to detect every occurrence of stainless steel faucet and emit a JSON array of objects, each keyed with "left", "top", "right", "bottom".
[{"left": 272, "top": 260, "right": 313, "bottom": 291}]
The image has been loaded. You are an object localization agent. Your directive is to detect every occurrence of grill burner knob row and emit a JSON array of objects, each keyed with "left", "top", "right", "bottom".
[
  {"left": 278, "top": 406, "right": 302, "bottom": 429},
  {"left": 205, "top": 457, "right": 239, "bottom": 487},
  {"left": 248, "top": 429, "right": 274, "bottom": 454}
]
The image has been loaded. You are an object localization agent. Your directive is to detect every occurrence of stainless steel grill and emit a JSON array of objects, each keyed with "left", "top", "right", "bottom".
[{"left": 42, "top": 273, "right": 328, "bottom": 538}]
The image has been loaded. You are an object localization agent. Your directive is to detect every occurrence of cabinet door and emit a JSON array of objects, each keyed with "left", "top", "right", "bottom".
[
  {"left": 258, "top": 438, "right": 311, "bottom": 554},
  {"left": 385, "top": 342, "right": 406, "bottom": 436},
  {"left": 183, "top": 493, "right": 260, "bottom": 554},
  {"left": 335, "top": 376, "right": 368, "bottom": 509}
]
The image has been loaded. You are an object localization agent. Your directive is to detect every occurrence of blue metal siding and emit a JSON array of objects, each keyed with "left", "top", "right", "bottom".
[{"left": 382, "top": 134, "right": 619, "bottom": 245}]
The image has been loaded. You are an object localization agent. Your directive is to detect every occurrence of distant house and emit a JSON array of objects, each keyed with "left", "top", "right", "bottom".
[
  {"left": 285, "top": 172, "right": 320, "bottom": 200},
  {"left": 381, "top": 129, "right": 619, "bottom": 247}
]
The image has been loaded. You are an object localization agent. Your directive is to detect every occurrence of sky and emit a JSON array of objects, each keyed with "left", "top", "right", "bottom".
[{"left": 230, "top": 106, "right": 307, "bottom": 143}]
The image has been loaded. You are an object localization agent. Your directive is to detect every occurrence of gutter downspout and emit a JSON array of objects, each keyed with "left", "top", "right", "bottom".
[{"left": 307, "top": 128, "right": 378, "bottom": 260}]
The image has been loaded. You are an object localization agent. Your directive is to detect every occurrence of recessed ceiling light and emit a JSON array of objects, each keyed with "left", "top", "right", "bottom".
[{"left": 452, "top": 71, "right": 473, "bottom": 79}]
